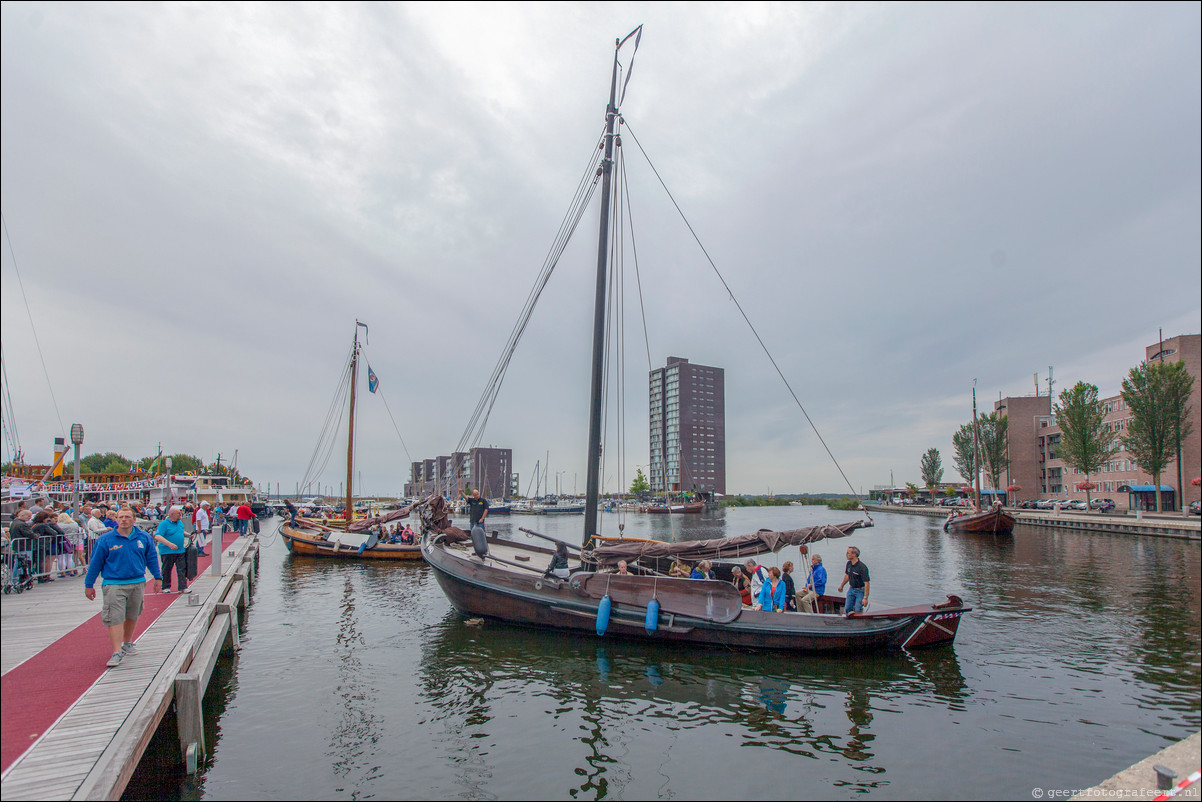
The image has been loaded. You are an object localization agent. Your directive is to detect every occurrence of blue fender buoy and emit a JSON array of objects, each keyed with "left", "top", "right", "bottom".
[
  {"left": 596, "top": 595, "right": 612, "bottom": 636},
  {"left": 645, "top": 598, "right": 660, "bottom": 633}
]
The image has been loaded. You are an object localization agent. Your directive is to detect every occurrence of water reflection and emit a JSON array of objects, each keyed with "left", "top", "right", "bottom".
[
  {"left": 415, "top": 611, "right": 969, "bottom": 797},
  {"left": 133, "top": 511, "right": 1200, "bottom": 800}
]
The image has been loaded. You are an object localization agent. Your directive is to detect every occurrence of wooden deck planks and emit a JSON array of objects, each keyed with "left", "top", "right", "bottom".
[{"left": 1, "top": 532, "right": 261, "bottom": 801}]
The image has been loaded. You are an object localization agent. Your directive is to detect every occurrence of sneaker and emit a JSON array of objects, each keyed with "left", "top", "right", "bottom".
[
  {"left": 180, "top": 587, "right": 191, "bottom": 594},
  {"left": 106, "top": 652, "right": 123, "bottom": 668},
  {"left": 121, "top": 641, "right": 138, "bottom": 655}
]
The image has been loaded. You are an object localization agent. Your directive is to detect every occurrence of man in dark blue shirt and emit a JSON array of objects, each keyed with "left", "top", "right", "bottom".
[
  {"left": 462, "top": 488, "right": 489, "bottom": 528},
  {"left": 837, "top": 546, "right": 870, "bottom": 616}
]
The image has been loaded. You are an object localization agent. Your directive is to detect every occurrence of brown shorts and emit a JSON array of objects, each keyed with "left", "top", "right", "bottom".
[{"left": 100, "top": 583, "right": 145, "bottom": 626}]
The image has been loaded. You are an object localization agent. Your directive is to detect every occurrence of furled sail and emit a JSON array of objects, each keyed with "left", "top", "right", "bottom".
[{"left": 588, "top": 521, "right": 869, "bottom": 566}]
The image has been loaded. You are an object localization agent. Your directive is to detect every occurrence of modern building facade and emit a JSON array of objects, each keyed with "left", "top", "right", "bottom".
[
  {"left": 405, "top": 447, "right": 513, "bottom": 499},
  {"left": 649, "top": 357, "right": 726, "bottom": 495},
  {"left": 995, "top": 333, "right": 1200, "bottom": 511}
]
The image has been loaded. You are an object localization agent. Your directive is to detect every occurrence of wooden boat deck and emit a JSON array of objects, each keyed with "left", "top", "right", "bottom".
[
  {"left": 449, "top": 537, "right": 854, "bottom": 619},
  {"left": 1, "top": 532, "right": 261, "bottom": 800}
]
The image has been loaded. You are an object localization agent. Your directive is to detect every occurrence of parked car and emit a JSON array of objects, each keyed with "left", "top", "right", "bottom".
[
  {"left": 1066, "top": 500, "right": 1088, "bottom": 511},
  {"left": 1089, "top": 498, "right": 1116, "bottom": 512},
  {"left": 1190, "top": 500, "right": 1201, "bottom": 516}
]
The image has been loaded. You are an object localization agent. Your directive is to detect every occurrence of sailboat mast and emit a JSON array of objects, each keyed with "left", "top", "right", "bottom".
[
  {"left": 347, "top": 323, "right": 360, "bottom": 520},
  {"left": 583, "top": 37, "right": 624, "bottom": 542},
  {"left": 971, "top": 382, "right": 981, "bottom": 511}
]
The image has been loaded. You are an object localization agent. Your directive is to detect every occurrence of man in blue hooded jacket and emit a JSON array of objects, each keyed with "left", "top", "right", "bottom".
[{"left": 85, "top": 508, "right": 162, "bottom": 667}]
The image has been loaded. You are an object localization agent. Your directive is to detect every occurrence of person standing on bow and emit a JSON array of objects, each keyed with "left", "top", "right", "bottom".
[
  {"left": 837, "top": 546, "right": 870, "bottom": 616},
  {"left": 284, "top": 498, "right": 300, "bottom": 527},
  {"left": 461, "top": 487, "right": 489, "bottom": 530}
]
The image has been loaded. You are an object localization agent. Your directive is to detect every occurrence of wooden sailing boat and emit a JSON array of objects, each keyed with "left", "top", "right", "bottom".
[
  {"left": 419, "top": 29, "right": 971, "bottom": 651},
  {"left": 944, "top": 384, "right": 1016, "bottom": 536},
  {"left": 280, "top": 321, "right": 422, "bottom": 560}
]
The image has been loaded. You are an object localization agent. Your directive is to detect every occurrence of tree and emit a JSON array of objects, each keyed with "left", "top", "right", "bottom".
[
  {"left": 166, "top": 454, "right": 204, "bottom": 474},
  {"left": 1053, "top": 381, "right": 1119, "bottom": 507},
  {"left": 920, "top": 448, "right": 943, "bottom": 495},
  {"left": 951, "top": 424, "right": 976, "bottom": 486},
  {"left": 629, "top": 468, "right": 649, "bottom": 496},
  {"left": 80, "top": 452, "right": 132, "bottom": 474},
  {"left": 1121, "top": 361, "right": 1195, "bottom": 512},
  {"left": 978, "top": 412, "right": 1009, "bottom": 499}
]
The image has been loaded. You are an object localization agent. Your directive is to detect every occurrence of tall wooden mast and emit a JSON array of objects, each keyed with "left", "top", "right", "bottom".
[
  {"left": 583, "top": 32, "right": 633, "bottom": 542},
  {"left": 346, "top": 321, "right": 362, "bottom": 520},
  {"left": 971, "top": 381, "right": 982, "bottom": 512}
]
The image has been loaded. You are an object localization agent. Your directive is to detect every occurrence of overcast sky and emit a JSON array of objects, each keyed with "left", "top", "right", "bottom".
[{"left": 2, "top": 2, "right": 1199, "bottom": 497}]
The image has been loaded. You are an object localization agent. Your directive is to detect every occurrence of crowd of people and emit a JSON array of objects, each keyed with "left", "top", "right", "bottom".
[
  {"left": 2, "top": 495, "right": 260, "bottom": 589},
  {"left": 634, "top": 546, "right": 869, "bottom": 617},
  {"left": 381, "top": 523, "right": 417, "bottom": 544}
]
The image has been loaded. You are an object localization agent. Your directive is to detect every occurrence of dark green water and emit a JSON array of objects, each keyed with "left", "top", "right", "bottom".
[{"left": 125, "top": 507, "right": 1201, "bottom": 800}]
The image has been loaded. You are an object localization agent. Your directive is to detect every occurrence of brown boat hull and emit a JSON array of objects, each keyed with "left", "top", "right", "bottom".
[
  {"left": 281, "top": 524, "right": 423, "bottom": 560},
  {"left": 944, "top": 507, "right": 1016, "bottom": 535},
  {"left": 422, "top": 535, "right": 969, "bottom": 652}
]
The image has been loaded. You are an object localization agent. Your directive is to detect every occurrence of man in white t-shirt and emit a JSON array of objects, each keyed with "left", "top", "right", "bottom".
[
  {"left": 193, "top": 501, "right": 210, "bottom": 556},
  {"left": 744, "top": 558, "right": 771, "bottom": 597}
]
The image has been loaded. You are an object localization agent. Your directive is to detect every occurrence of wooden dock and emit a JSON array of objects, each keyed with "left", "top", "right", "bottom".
[
  {"left": 1, "top": 531, "right": 260, "bottom": 800},
  {"left": 863, "top": 503, "right": 1201, "bottom": 539}
]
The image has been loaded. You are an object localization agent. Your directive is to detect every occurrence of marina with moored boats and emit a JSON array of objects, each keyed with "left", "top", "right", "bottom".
[{"left": 2, "top": 10, "right": 1199, "bottom": 802}]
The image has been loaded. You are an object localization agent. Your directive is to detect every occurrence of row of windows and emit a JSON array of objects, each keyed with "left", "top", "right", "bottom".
[{"left": 1068, "top": 460, "right": 1138, "bottom": 473}]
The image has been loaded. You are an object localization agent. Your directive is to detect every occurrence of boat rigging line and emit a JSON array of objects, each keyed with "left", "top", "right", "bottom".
[
  {"left": 2, "top": 344, "right": 23, "bottom": 464},
  {"left": 452, "top": 128, "right": 609, "bottom": 456},
  {"left": 2, "top": 212, "right": 66, "bottom": 438},
  {"left": 619, "top": 119, "right": 866, "bottom": 507},
  {"left": 357, "top": 337, "right": 413, "bottom": 467},
  {"left": 298, "top": 341, "right": 355, "bottom": 495}
]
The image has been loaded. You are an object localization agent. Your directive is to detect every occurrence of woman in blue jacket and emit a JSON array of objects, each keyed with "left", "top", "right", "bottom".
[{"left": 755, "top": 566, "right": 787, "bottom": 612}]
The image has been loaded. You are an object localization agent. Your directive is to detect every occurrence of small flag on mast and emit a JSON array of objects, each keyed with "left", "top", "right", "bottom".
[{"left": 368, "top": 366, "right": 379, "bottom": 394}]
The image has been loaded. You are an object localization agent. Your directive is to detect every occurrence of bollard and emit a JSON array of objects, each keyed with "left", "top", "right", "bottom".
[
  {"left": 1154, "top": 765, "right": 1177, "bottom": 791},
  {"left": 209, "top": 523, "right": 223, "bottom": 576}
]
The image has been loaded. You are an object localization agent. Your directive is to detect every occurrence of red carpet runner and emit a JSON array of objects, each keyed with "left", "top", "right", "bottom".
[{"left": 0, "top": 530, "right": 240, "bottom": 773}]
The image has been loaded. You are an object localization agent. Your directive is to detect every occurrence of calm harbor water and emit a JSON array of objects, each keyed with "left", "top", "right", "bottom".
[{"left": 126, "top": 506, "right": 1201, "bottom": 800}]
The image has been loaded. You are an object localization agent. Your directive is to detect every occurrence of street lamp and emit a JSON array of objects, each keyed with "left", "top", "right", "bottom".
[{"left": 70, "top": 424, "right": 84, "bottom": 514}]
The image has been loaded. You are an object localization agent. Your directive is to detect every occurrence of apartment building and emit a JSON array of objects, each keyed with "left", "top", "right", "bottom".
[
  {"left": 405, "top": 447, "right": 512, "bottom": 499},
  {"left": 996, "top": 333, "right": 1200, "bottom": 510},
  {"left": 649, "top": 356, "right": 726, "bottom": 495}
]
